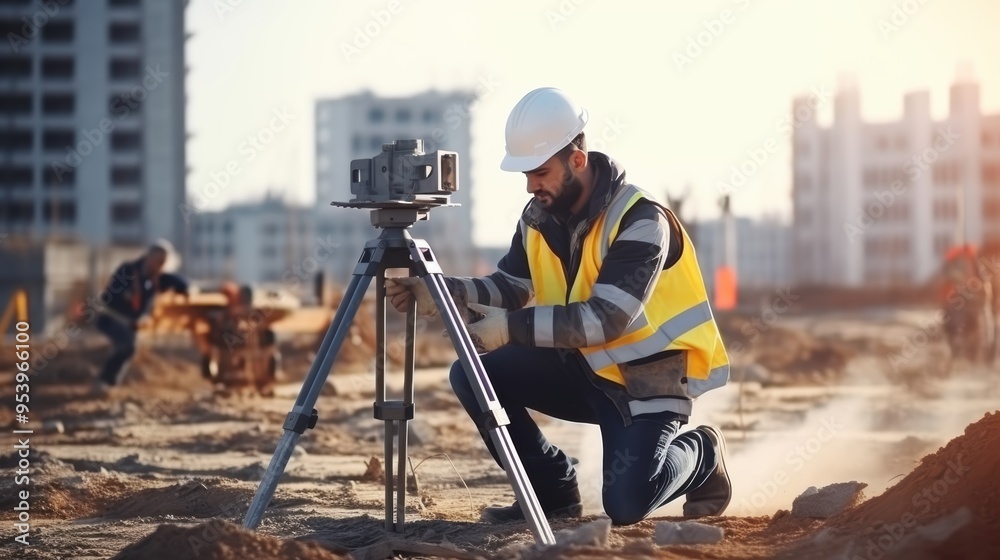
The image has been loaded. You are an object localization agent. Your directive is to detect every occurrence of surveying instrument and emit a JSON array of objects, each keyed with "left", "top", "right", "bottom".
[{"left": 242, "top": 139, "right": 556, "bottom": 545}]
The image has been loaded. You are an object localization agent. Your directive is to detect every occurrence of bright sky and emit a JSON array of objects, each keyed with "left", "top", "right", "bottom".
[{"left": 186, "top": 0, "right": 999, "bottom": 247}]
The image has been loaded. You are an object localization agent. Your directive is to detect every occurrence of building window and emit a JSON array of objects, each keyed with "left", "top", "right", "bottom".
[
  {"left": 261, "top": 223, "right": 279, "bottom": 235},
  {"left": 894, "top": 136, "right": 907, "bottom": 151},
  {"left": 42, "top": 94, "right": 74, "bottom": 115},
  {"left": 887, "top": 202, "right": 910, "bottom": 222},
  {"left": 933, "top": 199, "right": 958, "bottom": 220},
  {"left": 109, "top": 0, "right": 141, "bottom": 7},
  {"left": 43, "top": 21, "right": 74, "bottom": 43},
  {"left": 351, "top": 134, "right": 363, "bottom": 152},
  {"left": 42, "top": 57, "right": 74, "bottom": 79},
  {"left": 111, "top": 130, "right": 142, "bottom": 151},
  {"left": 43, "top": 166, "right": 75, "bottom": 188},
  {"left": 368, "top": 107, "right": 384, "bottom": 123},
  {"left": 422, "top": 109, "right": 437, "bottom": 123},
  {"left": 396, "top": 108, "right": 412, "bottom": 123},
  {"left": 0, "top": 20, "right": 18, "bottom": 36},
  {"left": 933, "top": 161, "right": 961, "bottom": 187},
  {"left": 109, "top": 22, "right": 140, "bottom": 43},
  {"left": 985, "top": 199, "right": 1000, "bottom": 220},
  {"left": 261, "top": 246, "right": 278, "bottom": 258},
  {"left": 0, "top": 94, "right": 32, "bottom": 115},
  {"left": 0, "top": 130, "right": 32, "bottom": 151},
  {"left": 111, "top": 166, "right": 142, "bottom": 186},
  {"left": 369, "top": 136, "right": 383, "bottom": 151},
  {"left": 43, "top": 130, "right": 74, "bottom": 151},
  {"left": 983, "top": 163, "right": 1000, "bottom": 188},
  {"left": 109, "top": 58, "right": 141, "bottom": 79},
  {"left": 934, "top": 234, "right": 951, "bottom": 256},
  {"left": 3, "top": 202, "right": 34, "bottom": 223},
  {"left": 43, "top": 201, "right": 76, "bottom": 223},
  {"left": 0, "top": 56, "right": 31, "bottom": 78},
  {"left": 110, "top": 202, "right": 142, "bottom": 222},
  {"left": 0, "top": 166, "right": 32, "bottom": 189},
  {"left": 108, "top": 92, "right": 143, "bottom": 118},
  {"left": 222, "top": 245, "right": 232, "bottom": 257},
  {"left": 222, "top": 221, "right": 232, "bottom": 233}
]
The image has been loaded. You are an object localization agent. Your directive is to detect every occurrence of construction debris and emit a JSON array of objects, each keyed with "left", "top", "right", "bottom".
[
  {"left": 653, "top": 520, "right": 725, "bottom": 545},
  {"left": 791, "top": 481, "right": 868, "bottom": 519}
]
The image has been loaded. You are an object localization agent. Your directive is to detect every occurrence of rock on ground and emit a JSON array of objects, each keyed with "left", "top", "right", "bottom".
[
  {"left": 792, "top": 481, "right": 868, "bottom": 519},
  {"left": 654, "top": 521, "right": 725, "bottom": 545}
]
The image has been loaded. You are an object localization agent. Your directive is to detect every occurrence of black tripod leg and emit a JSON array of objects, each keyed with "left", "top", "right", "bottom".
[{"left": 243, "top": 272, "right": 373, "bottom": 530}]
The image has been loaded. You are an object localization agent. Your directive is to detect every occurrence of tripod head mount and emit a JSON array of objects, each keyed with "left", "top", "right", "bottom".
[{"left": 330, "top": 200, "right": 459, "bottom": 229}]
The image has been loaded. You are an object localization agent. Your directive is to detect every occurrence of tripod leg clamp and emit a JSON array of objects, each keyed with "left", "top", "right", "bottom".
[
  {"left": 477, "top": 406, "right": 510, "bottom": 430},
  {"left": 283, "top": 408, "right": 319, "bottom": 434},
  {"left": 374, "top": 401, "right": 414, "bottom": 421}
]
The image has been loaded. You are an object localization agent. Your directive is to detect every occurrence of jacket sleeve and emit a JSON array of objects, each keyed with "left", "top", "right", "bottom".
[
  {"left": 100, "top": 263, "right": 134, "bottom": 304},
  {"left": 158, "top": 273, "right": 190, "bottom": 295},
  {"left": 444, "top": 223, "right": 534, "bottom": 311},
  {"left": 507, "top": 201, "right": 670, "bottom": 348}
]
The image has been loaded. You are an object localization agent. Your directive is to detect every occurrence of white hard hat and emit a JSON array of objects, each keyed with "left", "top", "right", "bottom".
[
  {"left": 500, "top": 87, "right": 588, "bottom": 172},
  {"left": 149, "top": 238, "right": 181, "bottom": 272}
]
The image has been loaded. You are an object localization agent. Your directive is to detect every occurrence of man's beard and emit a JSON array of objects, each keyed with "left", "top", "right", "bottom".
[{"left": 544, "top": 163, "right": 584, "bottom": 215}]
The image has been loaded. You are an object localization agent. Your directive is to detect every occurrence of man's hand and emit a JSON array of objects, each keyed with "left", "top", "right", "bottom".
[
  {"left": 465, "top": 303, "right": 509, "bottom": 353},
  {"left": 385, "top": 277, "right": 438, "bottom": 317}
]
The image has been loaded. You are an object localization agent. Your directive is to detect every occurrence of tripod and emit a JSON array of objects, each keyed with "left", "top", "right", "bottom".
[{"left": 242, "top": 206, "right": 556, "bottom": 546}]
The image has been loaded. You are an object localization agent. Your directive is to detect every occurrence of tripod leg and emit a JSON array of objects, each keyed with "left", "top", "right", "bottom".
[
  {"left": 375, "top": 272, "right": 394, "bottom": 530},
  {"left": 419, "top": 271, "right": 555, "bottom": 546},
  {"left": 243, "top": 273, "right": 373, "bottom": 530},
  {"left": 397, "top": 294, "right": 416, "bottom": 531},
  {"left": 376, "top": 274, "right": 416, "bottom": 533}
]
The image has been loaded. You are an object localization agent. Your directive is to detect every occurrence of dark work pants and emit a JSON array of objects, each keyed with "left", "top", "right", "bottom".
[
  {"left": 96, "top": 313, "right": 136, "bottom": 386},
  {"left": 449, "top": 346, "right": 718, "bottom": 525}
]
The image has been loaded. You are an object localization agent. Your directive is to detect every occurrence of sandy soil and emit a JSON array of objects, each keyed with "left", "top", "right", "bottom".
[{"left": 1, "top": 308, "right": 998, "bottom": 559}]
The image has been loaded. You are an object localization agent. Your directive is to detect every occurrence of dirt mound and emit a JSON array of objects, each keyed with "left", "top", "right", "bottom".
[
  {"left": 717, "top": 314, "right": 855, "bottom": 384},
  {"left": 106, "top": 478, "right": 250, "bottom": 519},
  {"left": 818, "top": 411, "right": 1000, "bottom": 559},
  {"left": 111, "top": 520, "right": 347, "bottom": 560},
  {"left": 0, "top": 452, "right": 141, "bottom": 519}
]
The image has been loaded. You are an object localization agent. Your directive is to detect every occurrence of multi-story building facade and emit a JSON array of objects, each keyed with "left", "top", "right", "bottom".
[
  {"left": 792, "top": 76, "right": 1000, "bottom": 287},
  {"left": 187, "top": 194, "right": 322, "bottom": 292},
  {"left": 315, "top": 90, "right": 477, "bottom": 280},
  {"left": 0, "top": 0, "right": 186, "bottom": 248}
]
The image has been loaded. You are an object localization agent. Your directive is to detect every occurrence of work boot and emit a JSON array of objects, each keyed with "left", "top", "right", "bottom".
[
  {"left": 481, "top": 485, "right": 583, "bottom": 523},
  {"left": 683, "top": 425, "right": 732, "bottom": 517}
]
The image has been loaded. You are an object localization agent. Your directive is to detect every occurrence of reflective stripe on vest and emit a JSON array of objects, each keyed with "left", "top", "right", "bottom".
[{"left": 524, "top": 183, "right": 730, "bottom": 397}]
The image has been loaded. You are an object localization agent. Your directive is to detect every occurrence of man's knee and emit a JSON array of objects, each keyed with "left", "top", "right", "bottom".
[
  {"left": 602, "top": 496, "right": 648, "bottom": 526},
  {"left": 449, "top": 360, "right": 473, "bottom": 401},
  {"left": 118, "top": 342, "right": 136, "bottom": 359}
]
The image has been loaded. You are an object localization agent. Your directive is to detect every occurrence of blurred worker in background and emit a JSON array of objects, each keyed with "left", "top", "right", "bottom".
[
  {"left": 386, "top": 88, "right": 731, "bottom": 525},
  {"left": 940, "top": 244, "right": 993, "bottom": 364},
  {"left": 93, "top": 239, "right": 189, "bottom": 393}
]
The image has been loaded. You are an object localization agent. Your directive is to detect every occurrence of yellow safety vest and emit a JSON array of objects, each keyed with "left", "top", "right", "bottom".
[{"left": 524, "top": 184, "right": 730, "bottom": 398}]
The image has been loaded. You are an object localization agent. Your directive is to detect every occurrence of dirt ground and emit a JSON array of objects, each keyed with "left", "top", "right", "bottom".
[{"left": 1, "top": 307, "right": 998, "bottom": 559}]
